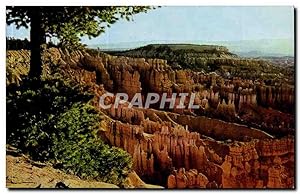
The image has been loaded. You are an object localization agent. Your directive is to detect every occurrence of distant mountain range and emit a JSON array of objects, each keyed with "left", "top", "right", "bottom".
[{"left": 89, "top": 38, "right": 294, "bottom": 58}]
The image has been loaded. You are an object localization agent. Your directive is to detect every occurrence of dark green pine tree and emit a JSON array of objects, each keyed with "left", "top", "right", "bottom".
[{"left": 6, "top": 6, "right": 153, "bottom": 78}]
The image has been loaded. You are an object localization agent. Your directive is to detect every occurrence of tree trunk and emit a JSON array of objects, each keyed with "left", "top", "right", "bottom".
[{"left": 29, "top": 7, "right": 45, "bottom": 78}]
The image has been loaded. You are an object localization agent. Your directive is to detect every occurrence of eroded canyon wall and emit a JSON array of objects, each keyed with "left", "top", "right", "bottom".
[{"left": 6, "top": 48, "right": 295, "bottom": 189}]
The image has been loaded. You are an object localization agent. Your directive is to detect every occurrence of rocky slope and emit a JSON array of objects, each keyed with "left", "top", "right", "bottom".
[
  {"left": 6, "top": 146, "right": 163, "bottom": 189},
  {"left": 6, "top": 147, "right": 119, "bottom": 188},
  {"left": 6, "top": 48, "right": 295, "bottom": 189}
]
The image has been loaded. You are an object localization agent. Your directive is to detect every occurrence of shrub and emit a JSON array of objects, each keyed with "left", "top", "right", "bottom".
[
  {"left": 7, "top": 77, "right": 92, "bottom": 159},
  {"left": 6, "top": 77, "right": 132, "bottom": 185},
  {"left": 52, "top": 103, "right": 132, "bottom": 185}
]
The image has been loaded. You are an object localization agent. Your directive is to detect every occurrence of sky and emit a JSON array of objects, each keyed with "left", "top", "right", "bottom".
[{"left": 6, "top": 6, "right": 294, "bottom": 46}]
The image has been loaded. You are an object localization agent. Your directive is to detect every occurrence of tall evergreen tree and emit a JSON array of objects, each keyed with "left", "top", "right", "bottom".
[{"left": 6, "top": 6, "right": 153, "bottom": 78}]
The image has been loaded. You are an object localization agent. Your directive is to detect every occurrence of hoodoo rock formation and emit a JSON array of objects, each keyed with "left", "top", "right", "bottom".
[{"left": 6, "top": 48, "right": 295, "bottom": 189}]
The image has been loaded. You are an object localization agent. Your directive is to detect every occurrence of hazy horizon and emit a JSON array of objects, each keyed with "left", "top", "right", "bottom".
[{"left": 6, "top": 6, "right": 294, "bottom": 56}]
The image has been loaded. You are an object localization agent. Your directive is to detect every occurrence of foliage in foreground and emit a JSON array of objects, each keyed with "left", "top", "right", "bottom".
[
  {"left": 6, "top": 77, "right": 132, "bottom": 185},
  {"left": 6, "top": 6, "right": 154, "bottom": 50}
]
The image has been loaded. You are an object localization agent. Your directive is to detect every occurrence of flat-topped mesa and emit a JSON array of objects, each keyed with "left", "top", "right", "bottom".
[
  {"left": 112, "top": 44, "right": 272, "bottom": 73},
  {"left": 187, "top": 44, "right": 229, "bottom": 52}
]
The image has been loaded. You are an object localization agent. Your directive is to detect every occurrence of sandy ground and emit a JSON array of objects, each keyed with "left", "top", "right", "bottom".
[{"left": 6, "top": 146, "right": 163, "bottom": 189}]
